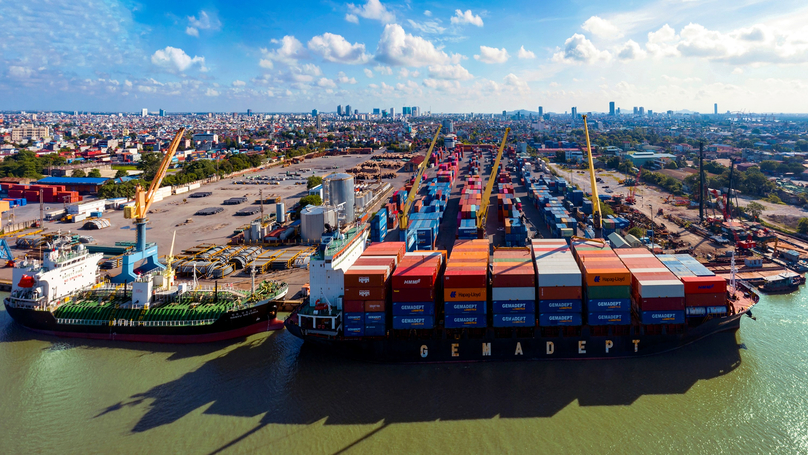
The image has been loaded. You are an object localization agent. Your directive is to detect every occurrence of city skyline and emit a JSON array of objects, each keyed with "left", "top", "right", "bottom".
[{"left": 4, "top": 0, "right": 808, "bottom": 113}]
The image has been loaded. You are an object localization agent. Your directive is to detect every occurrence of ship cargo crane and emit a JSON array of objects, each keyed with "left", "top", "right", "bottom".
[
  {"left": 582, "top": 115, "right": 603, "bottom": 238},
  {"left": 398, "top": 126, "right": 442, "bottom": 231},
  {"left": 113, "top": 128, "right": 185, "bottom": 283},
  {"left": 476, "top": 127, "right": 510, "bottom": 238}
]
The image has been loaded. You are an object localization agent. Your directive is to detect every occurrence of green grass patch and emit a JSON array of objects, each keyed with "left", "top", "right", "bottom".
[{"left": 112, "top": 165, "right": 137, "bottom": 171}]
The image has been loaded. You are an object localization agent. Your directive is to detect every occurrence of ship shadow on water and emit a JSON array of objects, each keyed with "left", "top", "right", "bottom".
[{"left": 96, "top": 330, "right": 743, "bottom": 450}]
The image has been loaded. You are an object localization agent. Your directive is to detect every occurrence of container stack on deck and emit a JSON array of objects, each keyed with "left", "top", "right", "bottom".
[
  {"left": 457, "top": 176, "right": 483, "bottom": 239},
  {"left": 370, "top": 208, "right": 388, "bottom": 242},
  {"left": 342, "top": 242, "right": 406, "bottom": 337},
  {"left": 491, "top": 248, "right": 536, "bottom": 328},
  {"left": 571, "top": 240, "right": 632, "bottom": 327},
  {"left": 614, "top": 248, "right": 684, "bottom": 326},
  {"left": 657, "top": 254, "right": 728, "bottom": 319},
  {"left": 497, "top": 179, "right": 526, "bottom": 247},
  {"left": 443, "top": 240, "right": 488, "bottom": 328},
  {"left": 532, "top": 239, "right": 584, "bottom": 327},
  {"left": 391, "top": 251, "right": 444, "bottom": 330}
]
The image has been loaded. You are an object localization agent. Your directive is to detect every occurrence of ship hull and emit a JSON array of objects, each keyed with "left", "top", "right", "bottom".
[
  {"left": 285, "top": 310, "right": 748, "bottom": 363},
  {"left": 4, "top": 299, "right": 283, "bottom": 344}
]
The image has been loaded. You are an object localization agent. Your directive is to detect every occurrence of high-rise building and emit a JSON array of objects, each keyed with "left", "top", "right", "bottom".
[
  {"left": 571, "top": 107, "right": 577, "bottom": 119},
  {"left": 373, "top": 108, "right": 380, "bottom": 115},
  {"left": 538, "top": 106, "right": 543, "bottom": 117},
  {"left": 633, "top": 107, "right": 639, "bottom": 115},
  {"left": 502, "top": 110, "right": 507, "bottom": 118},
  {"left": 141, "top": 108, "right": 148, "bottom": 117},
  {"left": 714, "top": 103, "right": 718, "bottom": 115},
  {"left": 609, "top": 101, "right": 615, "bottom": 116},
  {"left": 316, "top": 115, "right": 322, "bottom": 130},
  {"left": 389, "top": 108, "right": 395, "bottom": 117},
  {"left": 345, "top": 105, "right": 352, "bottom": 116},
  {"left": 159, "top": 109, "right": 166, "bottom": 117},
  {"left": 617, "top": 108, "right": 621, "bottom": 114},
  {"left": 648, "top": 110, "right": 653, "bottom": 116},
  {"left": 402, "top": 107, "right": 411, "bottom": 115},
  {"left": 639, "top": 107, "right": 645, "bottom": 116},
  {"left": 247, "top": 109, "right": 253, "bottom": 117},
  {"left": 442, "top": 119, "right": 454, "bottom": 133},
  {"left": 337, "top": 105, "right": 343, "bottom": 116},
  {"left": 354, "top": 109, "right": 358, "bottom": 115},
  {"left": 411, "top": 106, "right": 419, "bottom": 117},
  {"left": 312, "top": 109, "right": 319, "bottom": 116}
]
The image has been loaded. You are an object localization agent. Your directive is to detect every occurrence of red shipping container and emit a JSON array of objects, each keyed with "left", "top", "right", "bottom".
[
  {"left": 392, "top": 267, "right": 438, "bottom": 289},
  {"left": 491, "top": 266, "right": 536, "bottom": 287},
  {"left": 392, "top": 287, "right": 434, "bottom": 302},
  {"left": 343, "top": 285, "right": 387, "bottom": 301},
  {"left": 680, "top": 276, "right": 727, "bottom": 294},
  {"left": 354, "top": 257, "right": 397, "bottom": 268},
  {"left": 685, "top": 293, "right": 725, "bottom": 307},
  {"left": 364, "top": 300, "right": 386, "bottom": 312},
  {"left": 344, "top": 267, "right": 391, "bottom": 288},
  {"left": 539, "top": 286, "right": 582, "bottom": 300},
  {"left": 636, "top": 296, "right": 685, "bottom": 311},
  {"left": 444, "top": 267, "right": 488, "bottom": 288},
  {"left": 343, "top": 300, "right": 365, "bottom": 312}
]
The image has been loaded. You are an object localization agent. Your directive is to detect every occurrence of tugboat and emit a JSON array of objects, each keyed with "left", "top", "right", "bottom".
[{"left": 758, "top": 271, "right": 802, "bottom": 294}]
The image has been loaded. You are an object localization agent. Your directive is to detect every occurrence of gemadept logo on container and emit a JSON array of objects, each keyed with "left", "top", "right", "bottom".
[
  {"left": 549, "top": 315, "right": 572, "bottom": 321},
  {"left": 402, "top": 304, "right": 425, "bottom": 312},
  {"left": 503, "top": 316, "right": 528, "bottom": 323},
  {"left": 502, "top": 303, "right": 527, "bottom": 310},
  {"left": 402, "top": 318, "right": 425, "bottom": 325},
  {"left": 652, "top": 313, "right": 676, "bottom": 320}
]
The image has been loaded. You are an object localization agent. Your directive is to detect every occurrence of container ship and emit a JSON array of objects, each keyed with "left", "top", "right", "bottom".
[
  {"left": 287, "top": 124, "right": 758, "bottom": 362},
  {"left": 3, "top": 128, "right": 289, "bottom": 343}
]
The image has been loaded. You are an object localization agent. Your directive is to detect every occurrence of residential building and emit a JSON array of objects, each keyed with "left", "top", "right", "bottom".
[{"left": 11, "top": 125, "right": 51, "bottom": 141}]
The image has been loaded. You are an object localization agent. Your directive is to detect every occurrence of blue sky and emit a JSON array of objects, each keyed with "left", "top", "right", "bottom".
[{"left": 3, "top": 0, "right": 808, "bottom": 113}]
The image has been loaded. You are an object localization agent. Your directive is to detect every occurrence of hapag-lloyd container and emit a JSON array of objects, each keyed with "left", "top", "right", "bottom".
[{"left": 444, "top": 288, "right": 487, "bottom": 301}]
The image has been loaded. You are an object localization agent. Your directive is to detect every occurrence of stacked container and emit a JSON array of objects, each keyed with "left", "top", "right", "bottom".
[
  {"left": 391, "top": 251, "right": 444, "bottom": 330},
  {"left": 532, "top": 239, "right": 584, "bottom": 327},
  {"left": 570, "top": 240, "right": 632, "bottom": 325},
  {"left": 614, "top": 248, "right": 685, "bottom": 325},
  {"left": 492, "top": 248, "right": 536, "bottom": 328},
  {"left": 658, "top": 254, "right": 728, "bottom": 318},
  {"left": 370, "top": 208, "right": 388, "bottom": 242},
  {"left": 443, "top": 240, "right": 489, "bottom": 329},
  {"left": 342, "top": 242, "right": 406, "bottom": 337}
]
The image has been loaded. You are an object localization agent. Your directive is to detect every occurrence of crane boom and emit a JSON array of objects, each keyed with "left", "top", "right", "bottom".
[
  {"left": 582, "top": 115, "right": 602, "bottom": 238},
  {"left": 399, "top": 126, "right": 442, "bottom": 230},
  {"left": 132, "top": 128, "right": 185, "bottom": 220},
  {"left": 476, "top": 127, "right": 510, "bottom": 238}
]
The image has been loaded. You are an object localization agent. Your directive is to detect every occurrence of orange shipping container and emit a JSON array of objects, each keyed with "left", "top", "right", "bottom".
[{"left": 444, "top": 288, "right": 487, "bottom": 301}]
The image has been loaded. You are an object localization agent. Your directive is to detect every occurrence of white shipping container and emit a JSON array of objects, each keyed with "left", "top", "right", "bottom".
[
  {"left": 537, "top": 268, "right": 582, "bottom": 287},
  {"left": 188, "top": 182, "right": 201, "bottom": 190},
  {"left": 492, "top": 287, "right": 535, "bottom": 301},
  {"left": 155, "top": 186, "right": 172, "bottom": 199},
  {"left": 73, "top": 213, "right": 88, "bottom": 223},
  {"left": 67, "top": 199, "right": 106, "bottom": 215},
  {"left": 636, "top": 279, "right": 685, "bottom": 298},
  {"left": 174, "top": 186, "right": 189, "bottom": 195}
]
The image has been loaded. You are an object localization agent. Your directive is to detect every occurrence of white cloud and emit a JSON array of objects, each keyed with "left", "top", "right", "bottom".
[
  {"left": 151, "top": 47, "right": 206, "bottom": 72},
  {"left": 317, "top": 78, "right": 337, "bottom": 88},
  {"left": 517, "top": 46, "right": 535, "bottom": 59},
  {"left": 308, "top": 33, "right": 370, "bottom": 64},
  {"left": 345, "top": 14, "right": 359, "bottom": 24},
  {"left": 232, "top": 80, "right": 246, "bottom": 87},
  {"left": 364, "top": 68, "right": 374, "bottom": 78},
  {"left": 423, "top": 78, "right": 461, "bottom": 92},
  {"left": 474, "top": 46, "right": 509, "bottom": 64},
  {"left": 8, "top": 66, "right": 33, "bottom": 79},
  {"left": 428, "top": 64, "right": 473, "bottom": 80},
  {"left": 732, "top": 67, "right": 744, "bottom": 74},
  {"left": 374, "top": 65, "right": 393, "bottom": 75},
  {"left": 617, "top": 39, "right": 647, "bottom": 60},
  {"left": 424, "top": 10, "right": 432, "bottom": 17},
  {"left": 375, "top": 24, "right": 451, "bottom": 67},
  {"left": 407, "top": 19, "right": 446, "bottom": 35},
  {"left": 451, "top": 9, "right": 483, "bottom": 27},
  {"left": 205, "top": 88, "right": 219, "bottom": 96},
  {"left": 347, "top": 0, "right": 394, "bottom": 24},
  {"left": 581, "top": 16, "right": 623, "bottom": 39},
  {"left": 186, "top": 11, "right": 221, "bottom": 37},
  {"left": 646, "top": 24, "right": 680, "bottom": 57},
  {"left": 503, "top": 73, "right": 529, "bottom": 92},
  {"left": 398, "top": 68, "right": 420, "bottom": 78},
  {"left": 552, "top": 34, "right": 611, "bottom": 64},
  {"left": 336, "top": 72, "right": 358, "bottom": 84},
  {"left": 261, "top": 36, "right": 305, "bottom": 66}
]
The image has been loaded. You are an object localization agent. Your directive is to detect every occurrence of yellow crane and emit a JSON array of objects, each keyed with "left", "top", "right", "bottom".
[
  {"left": 114, "top": 128, "right": 185, "bottom": 283},
  {"left": 476, "top": 127, "right": 510, "bottom": 238},
  {"left": 398, "top": 126, "right": 442, "bottom": 231},
  {"left": 582, "top": 115, "right": 603, "bottom": 238}
]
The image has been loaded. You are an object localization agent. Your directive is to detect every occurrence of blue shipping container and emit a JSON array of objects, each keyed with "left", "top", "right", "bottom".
[
  {"left": 344, "top": 326, "right": 364, "bottom": 337},
  {"left": 586, "top": 299, "right": 631, "bottom": 312},
  {"left": 444, "top": 301, "right": 487, "bottom": 315},
  {"left": 364, "top": 312, "right": 385, "bottom": 325},
  {"left": 445, "top": 314, "right": 487, "bottom": 329},
  {"left": 640, "top": 311, "right": 685, "bottom": 325},
  {"left": 538, "top": 300, "right": 583, "bottom": 313},
  {"left": 364, "top": 324, "right": 386, "bottom": 336},
  {"left": 344, "top": 313, "right": 364, "bottom": 327},
  {"left": 392, "top": 301, "right": 435, "bottom": 316},
  {"left": 686, "top": 306, "right": 707, "bottom": 316},
  {"left": 393, "top": 315, "right": 435, "bottom": 329},
  {"left": 539, "top": 313, "right": 583, "bottom": 327},
  {"left": 492, "top": 300, "right": 535, "bottom": 314},
  {"left": 587, "top": 312, "right": 631, "bottom": 326},
  {"left": 493, "top": 314, "right": 534, "bottom": 327}
]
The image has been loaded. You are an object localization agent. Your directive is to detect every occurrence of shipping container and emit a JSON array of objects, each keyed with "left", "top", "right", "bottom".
[
  {"left": 586, "top": 298, "right": 631, "bottom": 312},
  {"left": 363, "top": 324, "right": 386, "bottom": 336},
  {"left": 587, "top": 312, "right": 632, "bottom": 326},
  {"left": 444, "top": 301, "right": 487, "bottom": 314},
  {"left": 344, "top": 313, "right": 364, "bottom": 327},
  {"left": 685, "top": 293, "right": 724, "bottom": 307},
  {"left": 538, "top": 286, "right": 583, "bottom": 300},
  {"left": 538, "top": 299, "right": 583, "bottom": 313},
  {"left": 364, "top": 300, "right": 386, "bottom": 312},
  {"left": 393, "top": 315, "right": 435, "bottom": 329},
  {"left": 445, "top": 314, "right": 487, "bottom": 329},
  {"left": 392, "top": 301, "right": 435, "bottom": 316},
  {"left": 392, "top": 287, "right": 435, "bottom": 302},
  {"left": 444, "top": 288, "right": 487, "bottom": 301},
  {"left": 343, "top": 300, "right": 364, "bottom": 313},
  {"left": 345, "top": 326, "right": 364, "bottom": 337},
  {"left": 680, "top": 276, "right": 728, "bottom": 294},
  {"left": 491, "top": 287, "right": 536, "bottom": 301},
  {"left": 344, "top": 286, "right": 388, "bottom": 301},
  {"left": 640, "top": 310, "right": 685, "bottom": 325},
  {"left": 493, "top": 314, "right": 533, "bottom": 327},
  {"left": 539, "top": 313, "right": 583, "bottom": 327},
  {"left": 492, "top": 300, "right": 536, "bottom": 314},
  {"left": 364, "top": 312, "right": 385, "bottom": 325}
]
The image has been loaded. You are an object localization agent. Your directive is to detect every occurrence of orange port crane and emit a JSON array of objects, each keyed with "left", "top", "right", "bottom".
[
  {"left": 582, "top": 115, "right": 603, "bottom": 238},
  {"left": 476, "top": 127, "right": 510, "bottom": 238},
  {"left": 399, "top": 126, "right": 442, "bottom": 231}
]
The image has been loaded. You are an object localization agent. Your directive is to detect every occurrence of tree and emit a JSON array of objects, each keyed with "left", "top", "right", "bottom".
[
  {"left": 759, "top": 160, "right": 779, "bottom": 173},
  {"left": 664, "top": 161, "right": 679, "bottom": 169},
  {"left": 298, "top": 194, "right": 322, "bottom": 208},
  {"left": 627, "top": 227, "right": 645, "bottom": 238},
  {"left": 137, "top": 153, "right": 162, "bottom": 181},
  {"left": 88, "top": 168, "right": 102, "bottom": 178},
  {"left": 115, "top": 169, "right": 128, "bottom": 178},
  {"left": 306, "top": 175, "right": 323, "bottom": 189},
  {"left": 799, "top": 218, "right": 808, "bottom": 234},
  {"left": 746, "top": 202, "right": 765, "bottom": 220},
  {"left": 72, "top": 169, "right": 86, "bottom": 177}
]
